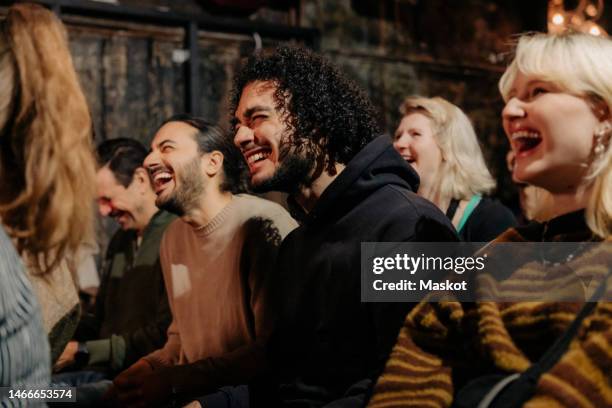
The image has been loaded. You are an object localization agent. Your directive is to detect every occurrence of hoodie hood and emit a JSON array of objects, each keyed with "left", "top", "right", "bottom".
[{"left": 292, "top": 135, "right": 420, "bottom": 224}]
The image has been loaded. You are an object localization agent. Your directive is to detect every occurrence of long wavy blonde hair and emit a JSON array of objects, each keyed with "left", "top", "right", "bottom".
[{"left": 0, "top": 3, "right": 95, "bottom": 274}]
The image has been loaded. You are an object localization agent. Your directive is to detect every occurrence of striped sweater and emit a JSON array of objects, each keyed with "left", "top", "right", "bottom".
[
  {"left": 0, "top": 226, "right": 50, "bottom": 407},
  {"left": 369, "top": 213, "right": 612, "bottom": 408}
]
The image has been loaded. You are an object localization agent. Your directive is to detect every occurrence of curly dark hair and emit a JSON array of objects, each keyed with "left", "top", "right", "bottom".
[{"left": 230, "top": 45, "right": 381, "bottom": 174}]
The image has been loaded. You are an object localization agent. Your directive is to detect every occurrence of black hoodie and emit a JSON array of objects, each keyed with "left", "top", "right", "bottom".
[{"left": 253, "top": 136, "right": 458, "bottom": 407}]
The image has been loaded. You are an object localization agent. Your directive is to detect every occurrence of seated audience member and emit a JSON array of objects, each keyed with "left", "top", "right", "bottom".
[
  {"left": 0, "top": 3, "right": 96, "bottom": 402},
  {"left": 110, "top": 116, "right": 297, "bottom": 406},
  {"left": 54, "top": 139, "right": 174, "bottom": 385},
  {"left": 394, "top": 96, "right": 516, "bottom": 242},
  {"left": 370, "top": 32, "right": 612, "bottom": 407},
  {"left": 231, "top": 46, "right": 457, "bottom": 407}
]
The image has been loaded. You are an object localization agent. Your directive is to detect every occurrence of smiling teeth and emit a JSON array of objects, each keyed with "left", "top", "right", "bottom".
[
  {"left": 247, "top": 151, "right": 270, "bottom": 164},
  {"left": 511, "top": 131, "right": 540, "bottom": 140},
  {"left": 154, "top": 172, "right": 172, "bottom": 182}
]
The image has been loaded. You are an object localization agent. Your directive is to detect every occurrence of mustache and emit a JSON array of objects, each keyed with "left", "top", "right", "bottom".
[{"left": 109, "top": 209, "right": 125, "bottom": 218}]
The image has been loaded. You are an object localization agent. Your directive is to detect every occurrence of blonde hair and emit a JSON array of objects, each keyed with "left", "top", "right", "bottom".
[
  {"left": 499, "top": 33, "right": 612, "bottom": 237},
  {"left": 0, "top": 4, "right": 96, "bottom": 274},
  {"left": 399, "top": 96, "right": 496, "bottom": 203}
]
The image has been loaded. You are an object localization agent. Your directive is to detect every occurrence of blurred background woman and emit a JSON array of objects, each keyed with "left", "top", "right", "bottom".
[
  {"left": 393, "top": 96, "right": 516, "bottom": 242},
  {"left": 0, "top": 2, "right": 96, "bottom": 395},
  {"left": 371, "top": 33, "right": 612, "bottom": 407}
]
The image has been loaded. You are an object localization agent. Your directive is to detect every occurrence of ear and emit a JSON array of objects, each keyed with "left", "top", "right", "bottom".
[
  {"left": 133, "top": 167, "right": 150, "bottom": 192},
  {"left": 203, "top": 151, "right": 224, "bottom": 178}
]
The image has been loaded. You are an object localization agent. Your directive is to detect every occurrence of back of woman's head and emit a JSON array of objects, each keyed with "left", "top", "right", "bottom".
[
  {"left": 0, "top": 3, "right": 95, "bottom": 273},
  {"left": 499, "top": 33, "right": 612, "bottom": 237},
  {"left": 400, "top": 96, "right": 495, "bottom": 202}
]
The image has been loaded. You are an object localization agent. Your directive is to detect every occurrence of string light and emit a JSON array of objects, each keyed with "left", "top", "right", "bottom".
[
  {"left": 552, "top": 13, "right": 565, "bottom": 25},
  {"left": 547, "top": 0, "right": 607, "bottom": 37}
]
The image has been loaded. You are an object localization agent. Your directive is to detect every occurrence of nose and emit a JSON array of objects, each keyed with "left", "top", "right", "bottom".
[
  {"left": 234, "top": 125, "right": 254, "bottom": 149},
  {"left": 98, "top": 200, "right": 112, "bottom": 217},
  {"left": 143, "top": 149, "right": 159, "bottom": 170},
  {"left": 502, "top": 97, "right": 526, "bottom": 122},
  {"left": 393, "top": 133, "right": 412, "bottom": 152}
]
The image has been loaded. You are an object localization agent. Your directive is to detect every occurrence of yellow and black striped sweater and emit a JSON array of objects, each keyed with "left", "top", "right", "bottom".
[{"left": 369, "top": 212, "right": 612, "bottom": 408}]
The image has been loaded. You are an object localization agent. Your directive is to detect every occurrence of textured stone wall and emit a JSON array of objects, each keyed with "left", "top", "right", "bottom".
[
  {"left": 69, "top": 27, "right": 184, "bottom": 145},
  {"left": 299, "top": 0, "right": 542, "bottom": 203},
  {"left": 57, "top": 0, "right": 551, "bottom": 205},
  {"left": 66, "top": 21, "right": 247, "bottom": 146},
  {"left": 15, "top": 0, "right": 561, "bottom": 206}
]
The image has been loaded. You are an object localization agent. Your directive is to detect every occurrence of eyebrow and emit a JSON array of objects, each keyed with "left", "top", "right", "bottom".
[
  {"left": 395, "top": 127, "right": 421, "bottom": 135},
  {"left": 509, "top": 79, "right": 551, "bottom": 98},
  {"left": 153, "top": 139, "right": 176, "bottom": 150},
  {"left": 233, "top": 105, "right": 273, "bottom": 127}
]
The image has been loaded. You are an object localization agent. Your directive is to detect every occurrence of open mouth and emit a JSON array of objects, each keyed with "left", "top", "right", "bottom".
[
  {"left": 150, "top": 168, "right": 174, "bottom": 194},
  {"left": 511, "top": 130, "right": 542, "bottom": 154},
  {"left": 403, "top": 156, "right": 416, "bottom": 164},
  {"left": 245, "top": 148, "right": 272, "bottom": 166},
  {"left": 109, "top": 209, "right": 127, "bottom": 224}
]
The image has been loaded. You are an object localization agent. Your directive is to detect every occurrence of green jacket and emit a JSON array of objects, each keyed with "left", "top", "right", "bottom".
[{"left": 75, "top": 210, "right": 175, "bottom": 372}]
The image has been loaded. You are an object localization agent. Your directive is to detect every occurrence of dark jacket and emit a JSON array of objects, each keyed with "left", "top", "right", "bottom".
[
  {"left": 254, "top": 136, "right": 458, "bottom": 407},
  {"left": 75, "top": 210, "right": 175, "bottom": 372},
  {"left": 459, "top": 197, "right": 517, "bottom": 242}
]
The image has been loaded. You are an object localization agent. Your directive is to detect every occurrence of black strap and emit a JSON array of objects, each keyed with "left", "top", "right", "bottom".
[
  {"left": 487, "top": 274, "right": 608, "bottom": 407},
  {"left": 523, "top": 277, "right": 605, "bottom": 378},
  {"left": 446, "top": 199, "right": 460, "bottom": 220},
  {"left": 454, "top": 273, "right": 609, "bottom": 408}
]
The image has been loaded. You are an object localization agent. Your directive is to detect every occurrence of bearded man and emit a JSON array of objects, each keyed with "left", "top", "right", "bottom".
[
  {"left": 232, "top": 46, "right": 457, "bottom": 406},
  {"left": 111, "top": 116, "right": 297, "bottom": 407}
]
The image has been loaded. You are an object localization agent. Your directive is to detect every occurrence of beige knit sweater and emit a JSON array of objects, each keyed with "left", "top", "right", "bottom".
[{"left": 144, "top": 194, "right": 297, "bottom": 394}]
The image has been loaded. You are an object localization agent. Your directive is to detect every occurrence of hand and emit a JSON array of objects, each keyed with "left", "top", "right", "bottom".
[
  {"left": 53, "top": 341, "right": 78, "bottom": 372},
  {"left": 114, "top": 360, "right": 172, "bottom": 408},
  {"left": 113, "top": 359, "right": 154, "bottom": 391}
]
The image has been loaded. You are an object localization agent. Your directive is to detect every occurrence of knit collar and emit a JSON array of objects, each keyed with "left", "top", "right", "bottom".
[{"left": 194, "top": 195, "right": 236, "bottom": 236}]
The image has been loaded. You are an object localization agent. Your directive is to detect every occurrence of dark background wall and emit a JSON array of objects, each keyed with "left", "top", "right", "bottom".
[{"left": 2, "top": 0, "right": 611, "bottom": 205}]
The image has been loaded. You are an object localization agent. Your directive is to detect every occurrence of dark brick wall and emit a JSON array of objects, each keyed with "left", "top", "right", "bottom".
[
  {"left": 69, "top": 26, "right": 186, "bottom": 145},
  {"left": 57, "top": 0, "right": 553, "bottom": 205},
  {"left": 9, "top": 0, "right": 594, "bottom": 205},
  {"left": 301, "top": 0, "right": 542, "bottom": 204}
]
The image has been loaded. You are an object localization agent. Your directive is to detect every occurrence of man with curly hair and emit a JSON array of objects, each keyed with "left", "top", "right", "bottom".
[{"left": 231, "top": 46, "right": 457, "bottom": 407}]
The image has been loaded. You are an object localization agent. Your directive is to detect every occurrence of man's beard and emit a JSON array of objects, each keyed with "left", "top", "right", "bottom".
[
  {"left": 156, "top": 157, "right": 205, "bottom": 217},
  {"left": 252, "top": 149, "right": 314, "bottom": 194}
]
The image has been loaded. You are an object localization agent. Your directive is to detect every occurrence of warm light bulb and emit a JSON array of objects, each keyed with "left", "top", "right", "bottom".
[
  {"left": 552, "top": 13, "right": 565, "bottom": 25},
  {"left": 586, "top": 4, "right": 598, "bottom": 17},
  {"left": 590, "top": 26, "right": 601, "bottom": 36}
]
